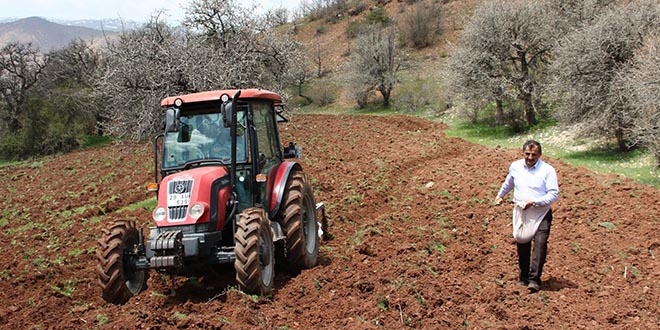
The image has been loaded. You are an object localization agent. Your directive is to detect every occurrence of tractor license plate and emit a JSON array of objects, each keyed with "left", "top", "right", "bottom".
[{"left": 168, "top": 193, "right": 190, "bottom": 206}]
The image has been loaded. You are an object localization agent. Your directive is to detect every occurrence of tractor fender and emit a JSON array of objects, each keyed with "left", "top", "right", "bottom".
[{"left": 267, "top": 161, "right": 303, "bottom": 219}]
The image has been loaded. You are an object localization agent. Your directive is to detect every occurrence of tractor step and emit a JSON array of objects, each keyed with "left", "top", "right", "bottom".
[
  {"left": 316, "top": 202, "right": 330, "bottom": 240},
  {"left": 150, "top": 255, "right": 180, "bottom": 268}
]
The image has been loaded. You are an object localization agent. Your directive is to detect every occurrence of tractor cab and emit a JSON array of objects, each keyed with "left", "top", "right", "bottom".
[{"left": 155, "top": 89, "right": 299, "bottom": 211}]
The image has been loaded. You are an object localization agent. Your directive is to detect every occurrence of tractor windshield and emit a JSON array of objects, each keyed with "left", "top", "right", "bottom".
[{"left": 161, "top": 111, "right": 246, "bottom": 168}]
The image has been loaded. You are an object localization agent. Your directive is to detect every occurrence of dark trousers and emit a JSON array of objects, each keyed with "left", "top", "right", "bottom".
[{"left": 517, "top": 209, "right": 552, "bottom": 284}]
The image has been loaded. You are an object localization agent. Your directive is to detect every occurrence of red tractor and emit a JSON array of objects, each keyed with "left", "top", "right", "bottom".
[{"left": 96, "top": 89, "right": 326, "bottom": 304}]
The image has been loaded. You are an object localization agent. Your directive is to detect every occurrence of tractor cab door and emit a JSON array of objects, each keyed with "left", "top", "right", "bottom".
[{"left": 251, "top": 101, "right": 282, "bottom": 204}]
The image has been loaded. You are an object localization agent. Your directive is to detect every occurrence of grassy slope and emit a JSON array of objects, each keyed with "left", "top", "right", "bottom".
[{"left": 441, "top": 115, "right": 660, "bottom": 187}]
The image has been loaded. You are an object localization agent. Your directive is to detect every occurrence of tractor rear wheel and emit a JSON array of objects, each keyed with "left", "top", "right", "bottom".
[
  {"left": 278, "top": 170, "right": 319, "bottom": 273},
  {"left": 234, "top": 208, "right": 274, "bottom": 295},
  {"left": 96, "top": 220, "right": 147, "bottom": 305}
]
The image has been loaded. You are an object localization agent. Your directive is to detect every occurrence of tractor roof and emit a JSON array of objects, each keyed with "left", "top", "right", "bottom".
[{"left": 160, "top": 89, "right": 282, "bottom": 107}]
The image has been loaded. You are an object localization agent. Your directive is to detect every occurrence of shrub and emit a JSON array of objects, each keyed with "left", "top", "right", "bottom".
[
  {"left": 365, "top": 6, "right": 391, "bottom": 25},
  {"left": 346, "top": 20, "right": 370, "bottom": 39},
  {"left": 394, "top": 76, "right": 451, "bottom": 114},
  {"left": 307, "top": 81, "right": 340, "bottom": 107},
  {"left": 348, "top": 2, "right": 368, "bottom": 16},
  {"left": 400, "top": 1, "right": 442, "bottom": 49}
]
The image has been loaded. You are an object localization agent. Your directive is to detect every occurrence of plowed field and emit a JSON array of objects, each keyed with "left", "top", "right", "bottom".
[{"left": 1, "top": 114, "right": 659, "bottom": 329}]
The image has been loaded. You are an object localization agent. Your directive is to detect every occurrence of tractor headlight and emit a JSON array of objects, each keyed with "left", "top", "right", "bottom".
[
  {"left": 153, "top": 207, "right": 167, "bottom": 222},
  {"left": 189, "top": 203, "right": 205, "bottom": 219}
]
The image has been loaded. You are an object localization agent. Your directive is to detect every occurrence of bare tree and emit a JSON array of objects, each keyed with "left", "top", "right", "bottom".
[
  {"left": 0, "top": 42, "right": 45, "bottom": 133},
  {"left": 620, "top": 33, "right": 660, "bottom": 165},
  {"left": 94, "top": 15, "right": 191, "bottom": 141},
  {"left": 40, "top": 39, "right": 102, "bottom": 125},
  {"left": 182, "top": 0, "right": 305, "bottom": 90},
  {"left": 265, "top": 7, "right": 290, "bottom": 27},
  {"left": 311, "top": 41, "right": 325, "bottom": 77},
  {"left": 182, "top": 0, "right": 252, "bottom": 49},
  {"left": 347, "top": 25, "right": 402, "bottom": 107},
  {"left": 298, "top": 0, "right": 347, "bottom": 21},
  {"left": 443, "top": 0, "right": 556, "bottom": 129},
  {"left": 21, "top": 39, "right": 105, "bottom": 154},
  {"left": 256, "top": 31, "right": 307, "bottom": 94},
  {"left": 287, "top": 48, "right": 313, "bottom": 105},
  {"left": 551, "top": 0, "right": 660, "bottom": 151},
  {"left": 444, "top": 42, "right": 508, "bottom": 124}
]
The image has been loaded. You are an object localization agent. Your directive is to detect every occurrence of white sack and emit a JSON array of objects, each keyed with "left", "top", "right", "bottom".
[{"left": 511, "top": 201, "right": 550, "bottom": 244}]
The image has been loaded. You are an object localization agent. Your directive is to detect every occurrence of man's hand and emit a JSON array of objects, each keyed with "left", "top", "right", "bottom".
[{"left": 493, "top": 197, "right": 503, "bottom": 206}]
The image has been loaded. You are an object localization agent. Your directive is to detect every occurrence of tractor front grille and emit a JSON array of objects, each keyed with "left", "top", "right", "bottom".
[{"left": 169, "top": 206, "right": 188, "bottom": 220}]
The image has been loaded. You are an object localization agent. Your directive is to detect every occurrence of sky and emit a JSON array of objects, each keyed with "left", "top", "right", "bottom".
[{"left": 1, "top": 0, "right": 301, "bottom": 23}]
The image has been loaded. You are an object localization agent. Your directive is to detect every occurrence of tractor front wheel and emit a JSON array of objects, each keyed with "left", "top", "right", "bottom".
[
  {"left": 96, "top": 220, "right": 147, "bottom": 305},
  {"left": 278, "top": 170, "right": 319, "bottom": 273},
  {"left": 234, "top": 208, "right": 275, "bottom": 295}
]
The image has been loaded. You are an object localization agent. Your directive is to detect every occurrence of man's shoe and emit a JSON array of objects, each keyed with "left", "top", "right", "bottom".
[
  {"left": 517, "top": 280, "right": 528, "bottom": 287},
  {"left": 527, "top": 280, "right": 540, "bottom": 293}
]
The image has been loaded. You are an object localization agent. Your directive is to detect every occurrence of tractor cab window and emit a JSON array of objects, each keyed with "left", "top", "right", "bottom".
[{"left": 161, "top": 111, "right": 246, "bottom": 168}]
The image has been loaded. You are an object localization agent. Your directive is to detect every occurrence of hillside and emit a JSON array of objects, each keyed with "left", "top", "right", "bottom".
[
  {"left": 1, "top": 114, "right": 660, "bottom": 329},
  {"left": 286, "top": 0, "right": 483, "bottom": 105}
]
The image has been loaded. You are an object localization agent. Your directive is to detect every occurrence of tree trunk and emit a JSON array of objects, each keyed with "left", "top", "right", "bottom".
[
  {"left": 494, "top": 90, "right": 504, "bottom": 125},
  {"left": 380, "top": 87, "right": 391, "bottom": 107},
  {"left": 614, "top": 127, "right": 627, "bottom": 152},
  {"left": 517, "top": 49, "right": 536, "bottom": 126},
  {"left": 3, "top": 116, "right": 23, "bottom": 133},
  {"left": 297, "top": 84, "right": 313, "bottom": 105},
  {"left": 522, "top": 93, "right": 536, "bottom": 126}
]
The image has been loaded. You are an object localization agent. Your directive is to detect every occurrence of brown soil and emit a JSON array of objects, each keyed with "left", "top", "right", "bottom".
[{"left": 1, "top": 114, "right": 660, "bottom": 329}]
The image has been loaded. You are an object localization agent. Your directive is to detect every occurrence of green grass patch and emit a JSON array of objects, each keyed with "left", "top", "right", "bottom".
[
  {"left": 444, "top": 120, "right": 519, "bottom": 146},
  {"left": 82, "top": 135, "right": 113, "bottom": 148},
  {"left": 173, "top": 311, "right": 188, "bottom": 320},
  {"left": 96, "top": 314, "right": 109, "bottom": 325},
  {"left": 427, "top": 241, "right": 446, "bottom": 254},
  {"left": 119, "top": 197, "right": 157, "bottom": 212},
  {"left": 553, "top": 148, "right": 660, "bottom": 187},
  {"left": 51, "top": 279, "right": 77, "bottom": 297},
  {"left": 0, "top": 159, "right": 22, "bottom": 168},
  {"left": 599, "top": 222, "right": 616, "bottom": 230}
]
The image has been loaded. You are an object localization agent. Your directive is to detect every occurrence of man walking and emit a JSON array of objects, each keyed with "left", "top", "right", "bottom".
[{"left": 494, "top": 140, "right": 559, "bottom": 293}]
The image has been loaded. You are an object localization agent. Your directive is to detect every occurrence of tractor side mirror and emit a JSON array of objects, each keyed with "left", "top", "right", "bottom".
[
  {"left": 221, "top": 102, "right": 233, "bottom": 128},
  {"left": 275, "top": 104, "right": 289, "bottom": 123},
  {"left": 283, "top": 142, "right": 302, "bottom": 159},
  {"left": 165, "top": 108, "right": 180, "bottom": 132}
]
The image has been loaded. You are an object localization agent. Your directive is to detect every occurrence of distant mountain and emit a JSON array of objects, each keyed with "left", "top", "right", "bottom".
[
  {"left": 51, "top": 18, "right": 143, "bottom": 32},
  {"left": 0, "top": 17, "right": 137, "bottom": 53}
]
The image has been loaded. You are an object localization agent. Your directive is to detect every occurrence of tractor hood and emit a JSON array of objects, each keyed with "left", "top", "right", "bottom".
[{"left": 153, "top": 166, "right": 231, "bottom": 229}]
